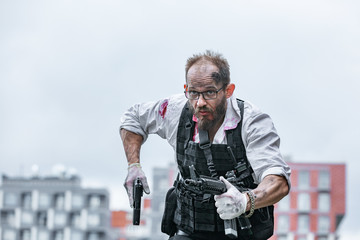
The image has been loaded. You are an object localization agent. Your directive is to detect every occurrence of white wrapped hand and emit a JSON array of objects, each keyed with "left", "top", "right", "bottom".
[
  {"left": 214, "top": 176, "right": 248, "bottom": 220},
  {"left": 123, "top": 163, "right": 150, "bottom": 207}
]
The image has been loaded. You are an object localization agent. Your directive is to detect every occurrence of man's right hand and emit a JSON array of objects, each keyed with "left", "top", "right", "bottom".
[{"left": 124, "top": 163, "right": 150, "bottom": 207}]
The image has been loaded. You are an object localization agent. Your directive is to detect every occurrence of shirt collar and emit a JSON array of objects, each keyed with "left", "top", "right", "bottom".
[
  {"left": 192, "top": 96, "right": 241, "bottom": 130},
  {"left": 192, "top": 96, "right": 242, "bottom": 143}
]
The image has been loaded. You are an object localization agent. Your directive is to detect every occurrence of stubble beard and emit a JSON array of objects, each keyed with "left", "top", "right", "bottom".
[{"left": 188, "top": 96, "right": 227, "bottom": 131}]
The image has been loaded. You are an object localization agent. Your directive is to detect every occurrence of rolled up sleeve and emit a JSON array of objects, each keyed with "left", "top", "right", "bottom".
[{"left": 119, "top": 94, "right": 187, "bottom": 148}]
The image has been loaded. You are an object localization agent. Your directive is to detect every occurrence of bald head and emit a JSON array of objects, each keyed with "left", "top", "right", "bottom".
[{"left": 185, "top": 50, "right": 230, "bottom": 85}]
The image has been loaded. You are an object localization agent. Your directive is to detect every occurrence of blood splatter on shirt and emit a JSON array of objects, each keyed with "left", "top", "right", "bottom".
[{"left": 159, "top": 99, "right": 169, "bottom": 119}]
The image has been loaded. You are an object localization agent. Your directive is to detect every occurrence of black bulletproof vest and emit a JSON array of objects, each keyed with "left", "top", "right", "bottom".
[
  {"left": 176, "top": 100, "right": 254, "bottom": 185},
  {"left": 174, "top": 100, "right": 257, "bottom": 235},
  {"left": 173, "top": 100, "right": 275, "bottom": 240}
]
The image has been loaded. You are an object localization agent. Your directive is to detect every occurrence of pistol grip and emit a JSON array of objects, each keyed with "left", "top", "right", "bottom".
[{"left": 224, "top": 219, "right": 238, "bottom": 239}]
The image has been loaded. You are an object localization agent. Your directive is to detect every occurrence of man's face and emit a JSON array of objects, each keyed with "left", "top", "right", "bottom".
[{"left": 186, "top": 62, "right": 227, "bottom": 131}]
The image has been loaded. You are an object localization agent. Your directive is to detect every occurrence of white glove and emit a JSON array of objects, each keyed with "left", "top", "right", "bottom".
[
  {"left": 214, "top": 176, "right": 248, "bottom": 220},
  {"left": 123, "top": 163, "right": 150, "bottom": 207}
]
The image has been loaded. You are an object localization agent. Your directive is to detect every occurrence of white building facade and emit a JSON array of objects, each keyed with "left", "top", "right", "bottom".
[{"left": 0, "top": 174, "right": 111, "bottom": 240}]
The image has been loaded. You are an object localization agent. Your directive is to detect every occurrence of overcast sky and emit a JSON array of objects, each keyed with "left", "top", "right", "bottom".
[{"left": 1, "top": 0, "right": 359, "bottom": 238}]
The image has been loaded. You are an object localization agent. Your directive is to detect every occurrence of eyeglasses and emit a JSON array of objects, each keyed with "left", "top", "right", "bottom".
[{"left": 184, "top": 85, "right": 226, "bottom": 100}]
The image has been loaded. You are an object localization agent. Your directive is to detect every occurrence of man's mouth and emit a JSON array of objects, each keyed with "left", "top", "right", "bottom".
[
  {"left": 197, "top": 109, "right": 211, "bottom": 117},
  {"left": 200, "top": 111, "right": 210, "bottom": 116}
]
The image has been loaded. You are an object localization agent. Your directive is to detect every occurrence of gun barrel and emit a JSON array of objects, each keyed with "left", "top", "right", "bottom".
[
  {"left": 133, "top": 178, "right": 143, "bottom": 225},
  {"left": 184, "top": 179, "right": 200, "bottom": 186}
]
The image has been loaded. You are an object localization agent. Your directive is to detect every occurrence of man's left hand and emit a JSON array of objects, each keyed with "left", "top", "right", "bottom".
[{"left": 214, "top": 176, "right": 248, "bottom": 220}]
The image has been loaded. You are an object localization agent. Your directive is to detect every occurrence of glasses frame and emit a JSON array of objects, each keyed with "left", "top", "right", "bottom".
[{"left": 184, "top": 84, "right": 226, "bottom": 100}]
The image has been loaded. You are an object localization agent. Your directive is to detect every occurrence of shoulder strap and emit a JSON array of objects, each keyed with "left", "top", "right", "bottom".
[
  {"left": 227, "top": 99, "right": 257, "bottom": 188},
  {"left": 227, "top": 99, "right": 244, "bottom": 147},
  {"left": 178, "top": 104, "right": 194, "bottom": 149},
  {"left": 198, "top": 129, "right": 218, "bottom": 178}
]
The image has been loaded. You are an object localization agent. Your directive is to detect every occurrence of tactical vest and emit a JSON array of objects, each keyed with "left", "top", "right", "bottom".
[{"left": 174, "top": 100, "right": 274, "bottom": 240}]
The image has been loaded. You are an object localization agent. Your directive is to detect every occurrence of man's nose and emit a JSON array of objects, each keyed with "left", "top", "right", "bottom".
[{"left": 197, "top": 94, "right": 207, "bottom": 107}]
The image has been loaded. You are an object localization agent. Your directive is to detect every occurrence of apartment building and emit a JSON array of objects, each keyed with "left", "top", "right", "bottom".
[
  {"left": 271, "top": 162, "right": 346, "bottom": 240},
  {"left": 0, "top": 173, "right": 111, "bottom": 240}
]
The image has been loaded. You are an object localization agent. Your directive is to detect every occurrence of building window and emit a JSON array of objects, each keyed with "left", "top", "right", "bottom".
[
  {"left": 21, "top": 211, "right": 33, "bottom": 225},
  {"left": 87, "top": 232, "right": 103, "bottom": 240},
  {"left": 1, "top": 210, "right": 15, "bottom": 226},
  {"left": 88, "top": 194, "right": 102, "bottom": 209},
  {"left": 2, "top": 229, "right": 16, "bottom": 240},
  {"left": 88, "top": 233, "right": 98, "bottom": 240},
  {"left": 21, "top": 192, "right": 32, "bottom": 209},
  {"left": 318, "top": 216, "right": 330, "bottom": 234},
  {"left": 54, "top": 193, "right": 65, "bottom": 210},
  {"left": 3, "top": 192, "right": 17, "bottom": 207},
  {"left": 20, "top": 229, "right": 31, "bottom": 240},
  {"left": 72, "top": 194, "right": 84, "bottom": 209},
  {"left": 277, "top": 215, "right": 289, "bottom": 233},
  {"left": 71, "top": 231, "right": 83, "bottom": 240},
  {"left": 318, "top": 170, "right": 330, "bottom": 190},
  {"left": 38, "top": 193, "right": 50, "bottom": 208},
  {"left": 87, "top": 213, "right": 101, "bottom": 227},
  {"left": 277, "top": 236, "right": 287, "bottom": 240},
  {"left": 36, "top": 211, "right": 47, "bottom": 226},
  {"left": 70, "top": 211, "right": 82, "bottom": 228},
  {"left": 54, "top": 212, "right": 67, "bottom": 227},
  {"left": 53, "top": 230, "right": 64, "bottom": 240},
  {"left": 318, "top": 237, "right": 328, "bottom": 240},
  {"left": 37, "top": 230, "right": 49, "bottom": 240},
  {"left": 297, "top": 193, "right": 311, "bottom": 212},
  {"left": 298, "top": 171, "right": 310, "bottom": 190},
  {"left": 277, "top": 194, "right": 290, "bottom": 211},
  {"left": 297, "top": 214, "right": 309, "bottom": 233},
  {"left": 318, "top": 193, "right": 330, "bottom": 212}
]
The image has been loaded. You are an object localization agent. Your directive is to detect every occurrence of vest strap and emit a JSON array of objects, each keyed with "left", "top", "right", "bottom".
[
  {"left": 183, "top": 108, "right": 193, "bottom": 149},
  {"left": 199, "top": 129, "right": 217, "bottom": 178}
]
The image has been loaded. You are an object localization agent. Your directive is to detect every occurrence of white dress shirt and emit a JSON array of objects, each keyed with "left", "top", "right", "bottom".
[{"left": 120, "top": 94, "right": 291, "bottom": 187}]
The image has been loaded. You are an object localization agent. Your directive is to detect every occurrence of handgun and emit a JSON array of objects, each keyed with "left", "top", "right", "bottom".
[{"left": 133, "top": 177, "right": 143, "bottom": 225}]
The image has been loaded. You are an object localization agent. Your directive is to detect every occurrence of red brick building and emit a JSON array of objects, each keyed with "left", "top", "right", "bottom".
[{"left": 270, "top": 162, "right": 346, "bottom": 240}]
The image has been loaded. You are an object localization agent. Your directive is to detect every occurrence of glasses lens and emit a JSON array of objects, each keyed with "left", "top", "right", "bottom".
[
  {"left": 203, "top": 91, "right": 217, "bottom": 100},
  {"left": 185, "top": 91, "right": 199, "bottom": 100}
]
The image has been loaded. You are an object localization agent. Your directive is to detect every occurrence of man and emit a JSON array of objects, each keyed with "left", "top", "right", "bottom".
[{"left": 120, "top": 50, "right": 291, "bottom": 240}]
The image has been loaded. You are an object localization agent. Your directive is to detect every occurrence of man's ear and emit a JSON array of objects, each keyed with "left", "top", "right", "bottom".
[{"left": 225, "top": 83, "right": 235, "bottom": 98}]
